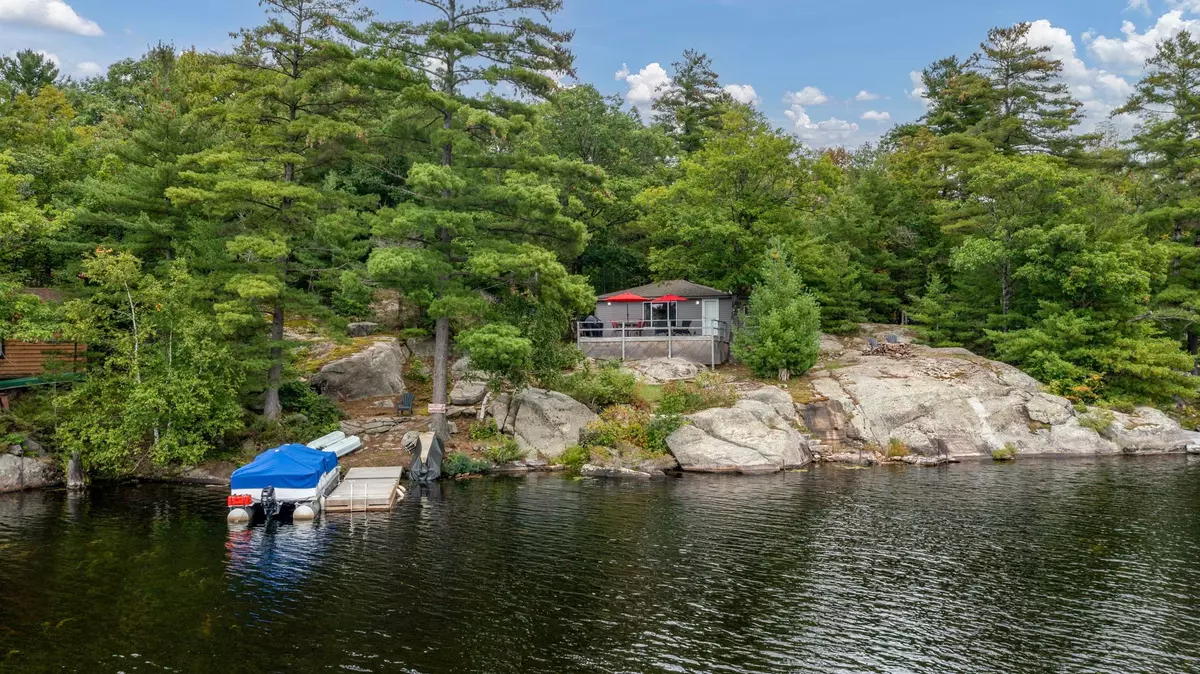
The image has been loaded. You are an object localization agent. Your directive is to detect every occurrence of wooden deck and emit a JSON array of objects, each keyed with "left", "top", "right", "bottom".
[{"left": 325, "top": 466, "right": 405, "bottom": 512}]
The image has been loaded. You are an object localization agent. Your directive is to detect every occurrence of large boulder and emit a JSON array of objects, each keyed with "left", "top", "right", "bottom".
[
  {"left": 739, "top": 385, "right": 797, "bottom": 421},
  {"left": 625, "top": 358, "right": 701, "bottom": 384},
  {"left": 450, "top": 380, "right": 488, "bottom": 406},
  {"left": 311, "top": 338, "right": 407, "bottom": 401},
  {"left": 1106, "top": 407, "right": 1200, "bottom": 453},
  {"left": 801, "top": 333, "right": 1199, "bottom": 457},
  {"left": 666, "top": 401, "right": 811, "bottom": 473},
  {"left": 510, "top": 388, "right": 598, "bottom": 460},
  {"left": 405, "top": 337, "right": 435, "bottom": 361},
  {"left": 346, "top": 321, "right": 379, "bottom": 337},
  {"left": 0, "top": 454, "right": 60, "bottom": 493}
]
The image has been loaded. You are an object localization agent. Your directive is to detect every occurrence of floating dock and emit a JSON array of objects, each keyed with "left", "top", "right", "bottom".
[{"left": 325, "top": 466, "right": 405, "bottom": 512}]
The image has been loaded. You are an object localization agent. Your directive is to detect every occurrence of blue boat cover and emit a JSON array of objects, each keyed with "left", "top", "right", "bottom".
[{"left": 230, "top": 444, "right": 338, "bottom": 490}]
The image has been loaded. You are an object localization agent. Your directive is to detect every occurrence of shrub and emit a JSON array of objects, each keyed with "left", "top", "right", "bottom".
[
  {"left": 1080, "top": 409, "right": 1115, "bottom": 433},
  {"left": 443, "top": 452, "right": 489, "bottom": 477},
  {"left": 581, "top": 406, "right": 681, "bottom": 456},
  {"left": 331, "top": 271, "right": 373, "bottom": 319},
  {"left": 482, "top": 436, "right": 525, "bottom": 464},
  {"left": 556, "top": 361, "right": 638, "bottom": 410},
  {"left": 658, "top": 374, "right": 737, "bottom": 415},
  {"left": 645, "top": 413, "right": 685, "bottom": 455},
  {"left": 885, "top": 438, "right": 911, "bottom": 458},
  {"left": 469, "top": 418, "right": 500, "bottom": 440},
  {"left": 555, "top": 444, "right": 591, "bottom": 471},
  {"left": 992, "top": 443, "right": 1018, "bottom": 461},
  {"left": 407, "top": 358, "right": 431, "bottom": 383}
]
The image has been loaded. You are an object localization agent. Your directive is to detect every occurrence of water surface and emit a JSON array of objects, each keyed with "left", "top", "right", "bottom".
[{"left": 2, "top": 457, "right": 1199, "bottom": 673}]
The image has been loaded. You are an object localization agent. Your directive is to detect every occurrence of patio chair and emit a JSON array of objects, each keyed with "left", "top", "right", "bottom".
[
  {"left": 395, "top": 391, "right": 416, "bottom": 416},
  {"left": 679, "top": 320, "right": 693, "bottom": 335},
  {"left": 886, "top": 334, "right": 900, "bottom": 344},
  {"left": 863, "top": 337, "right": 880, "bottom": 355}
]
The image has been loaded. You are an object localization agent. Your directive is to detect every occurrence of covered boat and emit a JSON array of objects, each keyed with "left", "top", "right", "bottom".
[{"left": 227, "top": 444, "right": 340, "bottom": 523}]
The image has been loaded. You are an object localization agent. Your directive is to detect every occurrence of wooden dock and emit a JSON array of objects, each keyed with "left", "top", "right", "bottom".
[{"left": 325, "top": 466, "right": 405, "bottom": 512}]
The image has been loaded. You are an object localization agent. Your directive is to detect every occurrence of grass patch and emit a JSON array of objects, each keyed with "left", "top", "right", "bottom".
[
  {"left": 636, "top": 382, "right": 663, "bottom": 405},
  {"left": 468, "top": 418, "right": 500, "bottom": 441},
  {"left": 555, "top": 445, "right": 591, "bottom": 472},
  {"left": 1079, "top": 409, "right": 1115, "bottom": 434},
  {"left": 885, "top": 438, "right": 911, "bottom": 458},
  {"left": 481, "top": 436, "right": 524, "bottom": 464},
  {"left": 992, "top": 443, "right": 1018, "bottom": 461},
  {"left": 658, "top": 372, "right": 737, "bottom": 415}
]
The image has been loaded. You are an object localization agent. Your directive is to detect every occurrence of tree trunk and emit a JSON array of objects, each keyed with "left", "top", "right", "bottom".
[
  {"left": 430, "top": 316, "right": 451, "bottom": 441},
  {"left": 263, "top": 299, "right": 285, "bottom": 420},
  {"left": 66, "top": 451, "right": 85, "bottom": 490}
]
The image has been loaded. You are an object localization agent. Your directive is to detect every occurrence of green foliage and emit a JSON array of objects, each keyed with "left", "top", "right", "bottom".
[
  {"left": 992, "top": 444, "right": 1018, "bottom": 461},
  {"left": 555, "top": 445, "right": 592, "bottom": 471},
  {"left": 331, "top": 272, "right": 374, "bottom": 319},
  {"left": 468, "top": 419, "right": 500, "bottom": 441},
  {"left": 442, "top": 452, "right": 489, "bottom": 478},
  {"left": 657, "top": 374, "right": 738, "bottom": 415},
  {"left": 1079, "top": 409, "right": 1116, "bottom": 434},
  {"left": 733, "top": 243, "right": 822, "bottom": 380},
  {"left": 907, "top": 273, "right": 960, "bottom": 346},
  {"left": 554, "top": 361, "right": 639, "bottom": 410},
  {"left": 581, "top": 406, "right": 682, "bottom": 456},
  {"left": 0, "top": 49, "right": 60, "bottom": 98},
  {"left": 458, "top": 323, "right": 533, "bottom": 389},
  {"left": 407, "top": 358, "right": 431, "bottom": 384},
  {"left": 886, "top": 438, "right": 911, "bottom": 458},
  {"left": 481, "top": 437, "right": 525, "bottom": 465}
]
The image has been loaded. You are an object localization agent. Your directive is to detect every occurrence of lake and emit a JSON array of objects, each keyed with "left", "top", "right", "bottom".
[{"left": 2, "top": 457, "right": 1200, "bottom": 673}]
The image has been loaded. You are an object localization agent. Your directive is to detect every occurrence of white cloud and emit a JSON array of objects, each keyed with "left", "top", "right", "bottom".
[
  {"left": 1025, "top": 19, "right": 1138, "bottom": 133},
  {"left": 1127, "top": 0, "right": 1151, "bottom": 12},
  {"left": 75, "top": 60, "right": 101, "bottom": 77},
  {"left": 785, "top": 86, "right": 829, "bottom": 106},
  {"left": 861, "top": 110, "right": 891, "bottom": 122},
  {"left": 907, "top": 70, "right": 929, "bottom": 108},
  {"left": 1085, "top": 10, "right": 1200, "bottom": 73},
  {"left": 615, "top": 62, "right": 670, "bottom": 112},
  {"left": 854, "top": 90, "right": 881, "bottom": 101},
  {"left": 723, "top": 83, "right": 760, "bottom": 106},
  {"left": 0, "top": 0, "right": 102, "bottom": 36},
  {"left": 784, "top": 95, "right": 860, "bottom": 148}
]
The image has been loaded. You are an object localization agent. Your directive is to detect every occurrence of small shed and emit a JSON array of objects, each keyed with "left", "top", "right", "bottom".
[{"left": 0, "top": 288, "right": 85, "bottom": 384}]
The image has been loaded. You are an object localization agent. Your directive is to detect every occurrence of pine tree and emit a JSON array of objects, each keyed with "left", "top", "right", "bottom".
[
  {"left": 1116, "top": 31, "right": 1200, "bottom": 365},
  {"left": 907, "top": 273, "right": 958, "bottom": 346},
  {"left": 365, "top": 0, "right": 594, "bottom": 439},
  {"left": 732, "top": 243, "right": 822, "bottom": 382},
  {"left": 976, "top": 22, "right": 1087, "bottom": 155},
  {"left": 0, "top": 49, "right": 60, "bottom": 98},
  {"left": 169, "top": 0, "right": 372, "bottom": 419},
  {"left": 652, "top": 49, "right": 728, "bottom": 154},
  {"left": 921, "top": 56, "right": 992, "bottom": 136}
]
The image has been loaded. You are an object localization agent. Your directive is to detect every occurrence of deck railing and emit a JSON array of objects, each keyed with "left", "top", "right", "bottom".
[{"left": 575, "top": 319, "right": 731, "bottom": 365}]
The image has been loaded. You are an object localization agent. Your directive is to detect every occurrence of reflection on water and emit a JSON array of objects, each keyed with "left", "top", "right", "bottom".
[{"left": 3, "top": 458, "right": 1200, "bottom": 673}]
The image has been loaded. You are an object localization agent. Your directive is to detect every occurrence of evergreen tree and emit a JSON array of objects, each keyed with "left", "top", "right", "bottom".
[
  {"left": 365, "top": 0, "right": 593, "bottom": 439},
  {"left": 1116, "top": 31, "right": 1200, "bottom": 365},
  {"left": 652, "top": 49, "right": 728, "bottom": 154},
  {"left": 732, "top": 243, "right": 822, "bottom": 382},
  {"left": 975, "top": 22, "right": 1087, "bottom": 155},
  {"left": 921, "top": 55, "right": 992, "bottom": 136},
  {"left": 907, "top": 273, "right": 959, "bottom": 346},
  {"left": 170, "top": 0, "right": 372, "bottom": 420},
  {"left": 0, "top": 49, "right": 60, "bottom": 98}
]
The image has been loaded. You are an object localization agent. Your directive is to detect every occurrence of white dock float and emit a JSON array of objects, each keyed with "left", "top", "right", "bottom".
[
  {"left": 307, "top": 431, "right": 345, "bottom": 450},
  {"left": 323, "top": 435, "right": 362, "bottom": 458},
  {"left": 325, "top": 466, "right": 405, "bottom": 512}
]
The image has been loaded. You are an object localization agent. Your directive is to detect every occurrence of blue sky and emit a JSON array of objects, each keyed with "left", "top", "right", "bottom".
[{"left": 2, "top": 0, "right": 1198, "bottom": 146}]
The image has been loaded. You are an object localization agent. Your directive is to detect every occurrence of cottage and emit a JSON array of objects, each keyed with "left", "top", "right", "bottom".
[
  {"left": 0, "top": 289, "right": 85, "bottom": 404},
  {"left": 577, "top": 280, "right": 735, "bottom": 366}
]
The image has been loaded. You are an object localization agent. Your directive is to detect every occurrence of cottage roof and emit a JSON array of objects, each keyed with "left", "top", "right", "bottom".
[{"left": 598, "top": 280, "right": 732, "bottom": 300}]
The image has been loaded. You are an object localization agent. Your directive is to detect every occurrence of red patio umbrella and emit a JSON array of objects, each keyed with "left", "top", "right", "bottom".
[
  {"left": 604, "top": 291, "right": 647, "bottom": 325},
  {"left": 652, "top": 294, "right": 688, "bottom": 303}
]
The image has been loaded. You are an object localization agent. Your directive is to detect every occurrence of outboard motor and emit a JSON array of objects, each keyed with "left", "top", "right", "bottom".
[
  {"left": 405, "top": 431, "right": 444, "bottom": 483},
  {"left": 260, "top": 485, "right": 280, "bottom": 520}
]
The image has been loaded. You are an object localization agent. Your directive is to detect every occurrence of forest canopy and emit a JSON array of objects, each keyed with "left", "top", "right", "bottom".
[{"left": 1, "top": 2, "right": 1198, "bottom": 473}]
